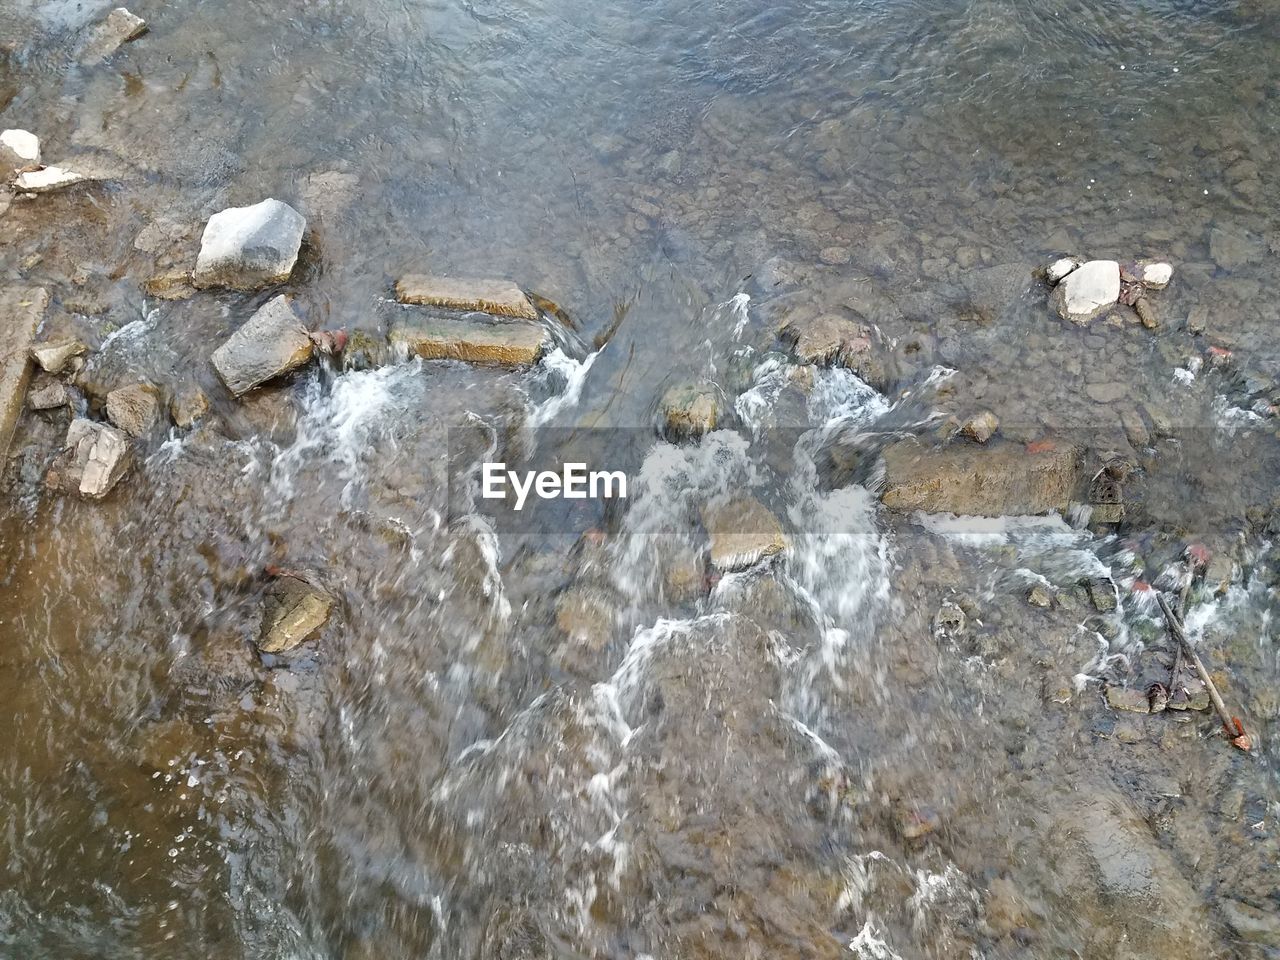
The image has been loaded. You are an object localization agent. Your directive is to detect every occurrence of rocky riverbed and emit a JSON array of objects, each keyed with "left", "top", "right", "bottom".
[{"left": 2, "top": 1, "right": 1280, "bottom": 958}]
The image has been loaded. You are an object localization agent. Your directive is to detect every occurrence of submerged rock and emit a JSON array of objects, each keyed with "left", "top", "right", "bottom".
[
  {"left": 0, "top": 286, "right": 49, "bottom": 461},
  {"left": 1051, "top": 259, "right": 1119, "bottom": 323},
  {"left": 395, "top": 275, "right": 538, "bottom": 320},
  {"left": 1134, "top": 297, "right": 1158, "bottom": 329},
  {"left": 1067, "top": 790, "right": 1212, "bottom": 957},
  {"left": 81, "top": 7, "right": 148, "bottom": 63},
  {"left": 106, "top": 383, "right": 162, "bottom": 437},
  {"left": 14, "top": 166, "right": 85, "bottom": 194},
  {"left": 211, "top": 295, "right": 314, "bottom": 396},
  {"left": 169, "top": 386, "right": 210, "bottom": 428},
  {"left": 144, "top": 268, "right": 197, "bottom": 301},
  {"left": 660, "top": 383, "right": 718, "bottom": 440},
  {"left": 779, "top": 313, "right": 871, "bottom": 366},
  {"left": 881, "top": 440, "right": 1081, "bottom": 516},
  {"left": 0, "top": 129, "right": 40, "bottom": 174},
  {"left": 390, "top": 316, "right": 548, "bottom": 367},
  {"left": 1220, "top": 899, "right": 1280, "bottom": 947},
  {"left": 702, "top": 496, "right": 788, "bottom": 571},
  {"left": 50, "top": 419, "right": 132, "bottom": 499},
  {"left": 193, "top": 199, "right": 306, "bottom": 291},
  {"left": 258, "top": 575, "right": 334, "bottom": 653},
  {"left": 1105, "top": 685, "right": 1151, "bottom": 714},
  {"left": 30, "top": 338, "right": 87, "bottom": 374}
]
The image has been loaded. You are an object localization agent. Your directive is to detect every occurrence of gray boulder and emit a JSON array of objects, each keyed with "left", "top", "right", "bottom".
[
  {"left": 212, "top": 295, "right": 314, "bottom": 396},
  {"left": 193, "top": 199, "right": 306, "bottom": 291}
]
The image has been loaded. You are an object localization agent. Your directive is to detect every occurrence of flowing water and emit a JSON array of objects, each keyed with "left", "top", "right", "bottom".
[{"left": 2, "top": 0, "right": 1280, "bottom": 957}]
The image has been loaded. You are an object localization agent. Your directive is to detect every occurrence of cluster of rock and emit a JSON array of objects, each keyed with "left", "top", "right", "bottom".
[{"left": 1043, "top": 256, "right": 1173, "bottom": 327}]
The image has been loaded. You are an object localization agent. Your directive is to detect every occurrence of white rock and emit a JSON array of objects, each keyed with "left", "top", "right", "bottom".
[
  {"left": 1140, "top": 261, "right": 1173, "bottom": 289},
  {"left": 1052, "top": 259, "right": 1120, "bottom": 324},
  {"left": 0, "top": 129, "right": 40, "bottom": 173},
  {"left": 1045, "top": 257, "right": 1080, "bottom": 285},
  {"left": 193, "top": 198, "right": 306, "bottom": 291},
  {"left": 15, "top": 166, "right": 84, "bottom": 193}
]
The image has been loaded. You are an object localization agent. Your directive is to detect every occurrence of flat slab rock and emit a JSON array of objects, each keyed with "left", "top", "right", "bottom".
[
  {"left": 880, "top": 439, "right": 1081, "bottom": 516},
  {"left": 391, "top": 316, "right": 548, "bottom": 367},
  {"left": 212, "top": 295, "right": 314, "bottom": 395},
  {"left": 50, "top": 419, "right": 132, "bottom": 499},
  {"left": 14, "top": 166, "right": 85, "bottom": 194},
  {"left": 194, "top": 199, "right": 306, "bottom": 291},
  {"left": 702, "top": 497, "right": 789, "bottom": 571},
  {"left": 395, "top": 275, "right": 538, "bottom": 320},
  {"left": 259, "top": 576, "right": 334, "bottom": 653},
  {"left": 0, "top": 287, "right": 49, "bottom": 461},
  {"left": 1052, "top": 259, "right": 1120, "bottom": 324}
]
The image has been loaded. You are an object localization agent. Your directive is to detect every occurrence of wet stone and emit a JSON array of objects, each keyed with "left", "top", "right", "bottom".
[
  {"left": 896, "top": 803, "right": 941, "bottom": 841},
  {"left": 193, "top": 199, "right": 306, "bottom": 291},
  {"left": 1134, "top": 297, "right": 1158, "bottom": 329},
  {"left": 390, "top": 315, "right": 548, "bottom": 367},
  {"left": 394, "top": 275, "right": 537, "bottom": 320},
  {"left": 105, "top": 383, "right": 162, "bottom": 437},
  {"left": 702, "top": 496, "right": 788, "bottom": 571},
  {"left": 212, "top": 295, "right": 314, "bottom": 396},
  {"left": 660, "top": 383, "right": 718, "bottom": 440},
  {"left": 554, "top": 588, "right": 615, "bottom": 650},
  {"left": 258, "top": 576, "right": 334, "bottom": 654},
  {"left": 1105, "top": 685, "right": 1150, "bottom": 713},
  {"left": 1051, "top": 259, "right": 1120, "bottom": 323},
  {"left": 960, "top": 410, "right": 998, "bottom": 443},
  {"left": 50, "top": 418, "right": 132, "bottom": 499},
  {"left": 1026, "top": 584, "right": 1054, "bottom": 608},
  {"left": 1085, "top": 578, "right": 1116, "bottom": 612},
  {"left": 81, "top": 6, "right": 148, "bottom": 63},
  {"left": 169, "top": 386, "right": 210, "bottom": 429},
  {"left": 779, "top": 313, "right": 871, "bottom": 366},
  {"left": 27, "top": 375, "right": 68, "bottom": 411},
  {"left": 0, "top": 129, "right": 40, "bottom": 175},
  {"left": 143, "top": 269, "right": 197, "bottom": 301},
  {"left": 1, "top": 287, "right": 48, "bottom": 461},
  {"left": 880, "top": 439, "right": 1081, "bottom": 516}
]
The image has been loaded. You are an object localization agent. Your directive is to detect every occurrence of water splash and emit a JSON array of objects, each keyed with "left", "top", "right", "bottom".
[
  {"left": 266, "top": 361, "right": 422, "bottom": 505},
  {"left": 527, "top": 347, "right": 599, "bottom": 427}
]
